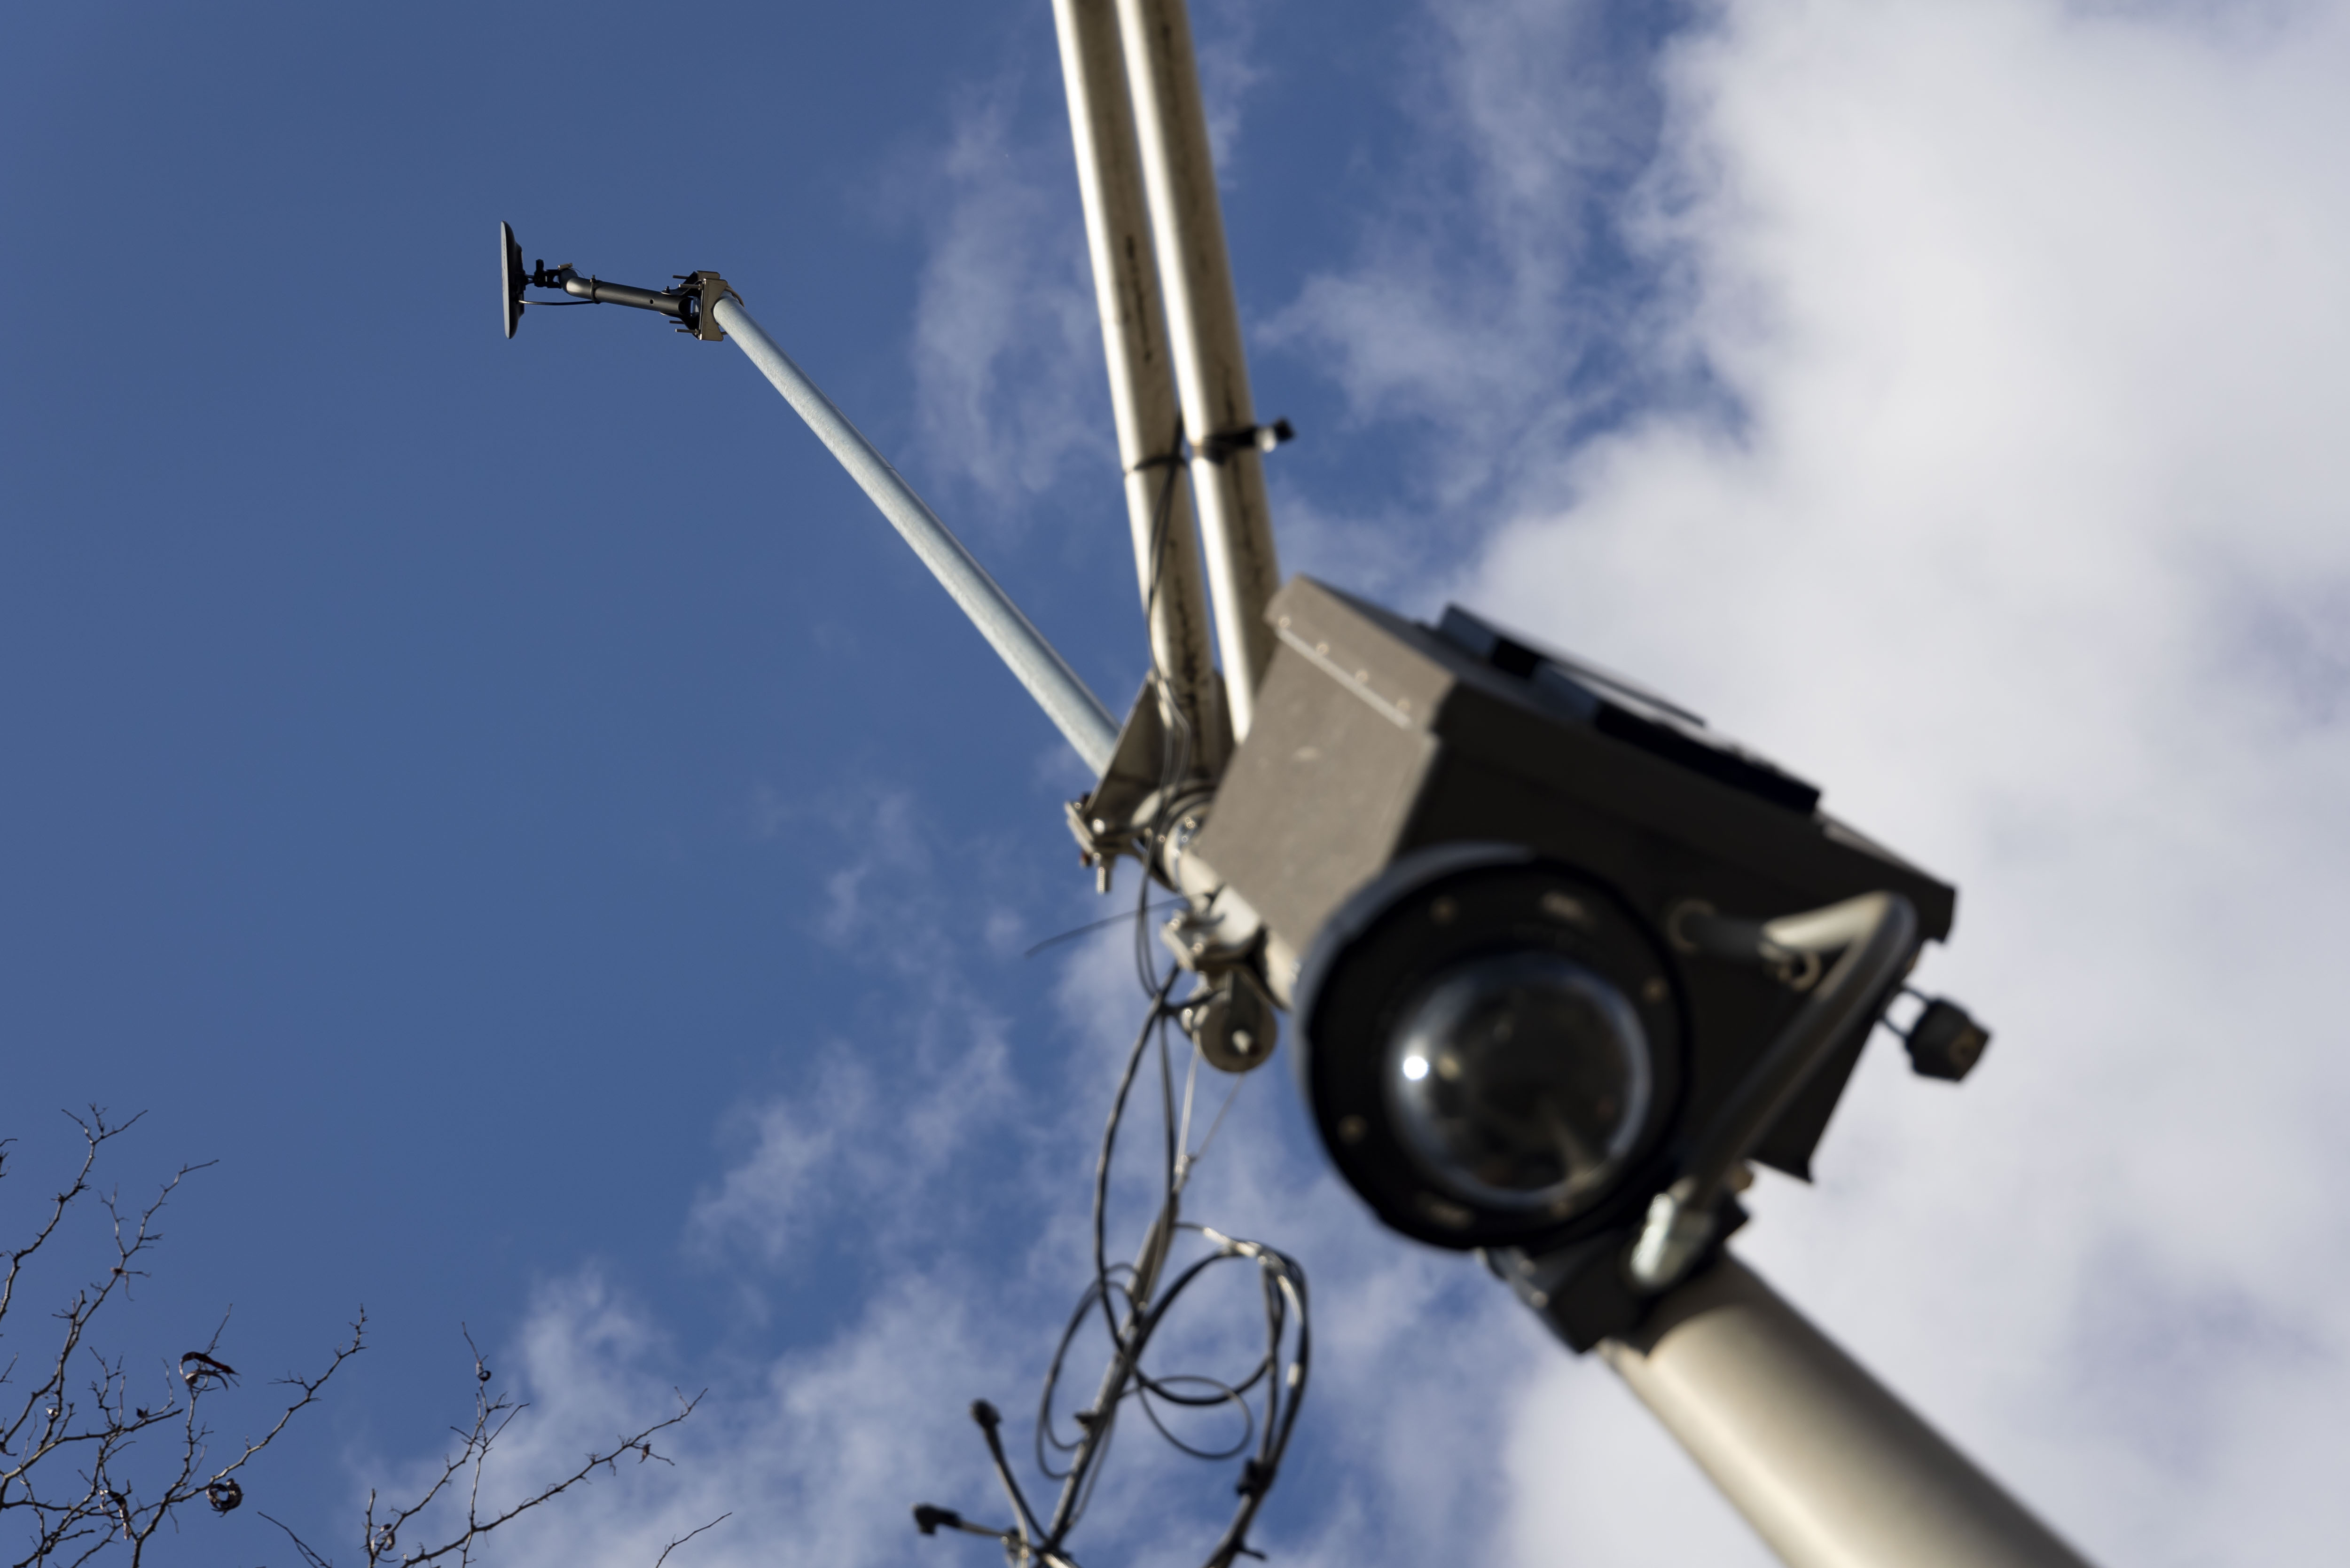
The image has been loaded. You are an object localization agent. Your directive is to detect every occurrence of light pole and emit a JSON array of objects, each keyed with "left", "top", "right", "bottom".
[
  {"left": 495, "top": 6, "right": 2095, "bottom": 1561},
  {"left": 1051, "top": 0, "right": 1228, "bottom": 777}
]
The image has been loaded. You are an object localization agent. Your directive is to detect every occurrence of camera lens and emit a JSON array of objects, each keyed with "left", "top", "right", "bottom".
[{"left": 1384, "top": 950, "right": 1652, "bottom": 1215}]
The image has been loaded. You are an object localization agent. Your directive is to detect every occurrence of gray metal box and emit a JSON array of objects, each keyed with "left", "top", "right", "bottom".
[{"left": 1193, "top": 577, "right": 1955, "bottom": 1179}]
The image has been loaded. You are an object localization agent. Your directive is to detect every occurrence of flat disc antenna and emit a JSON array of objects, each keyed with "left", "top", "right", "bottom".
[{"left": 501, "top": 221, "right": 526, "bottom": 339}]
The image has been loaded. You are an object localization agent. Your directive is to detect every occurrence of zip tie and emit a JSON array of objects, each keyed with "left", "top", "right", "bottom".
[{"left": 1197, "top": 418, "right": 1294, "bottom": 464}]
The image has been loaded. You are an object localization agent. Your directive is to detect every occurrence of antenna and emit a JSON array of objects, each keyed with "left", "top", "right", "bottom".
[
  {"left": 501, "top": 221, "right": 525, "bottom": 339},
  {"left": 496, "top": 221, "right": 734, "bottom": 342},
  {"left": 495, "top": 221, "right": 1119, "bottom": 769}
]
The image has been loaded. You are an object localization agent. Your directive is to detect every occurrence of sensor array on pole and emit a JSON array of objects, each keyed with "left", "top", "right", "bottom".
[{"left": 494, "top": 4, "right": 2093, "bottom": 1552}]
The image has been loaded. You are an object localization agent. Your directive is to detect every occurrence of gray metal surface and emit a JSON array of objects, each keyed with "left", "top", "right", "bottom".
[
  {"left": 1603, "top": 1256, "right": 2096, "bottom": 1568},
  {"left": 1195, "top": 577, "right": 1955, "bottom": 1184},
  {"left": 1189, "top": 577, "right": 1955, "bottom": 985},
  {"left": 713, "top": 297, "right": 1120, "bottom": 774},
  {"left": 1052, "top": 0, "right": 1227, "bottom": 776},
  {"left": 1116, "top": 0, "right": 1283, "bottom": 740}
]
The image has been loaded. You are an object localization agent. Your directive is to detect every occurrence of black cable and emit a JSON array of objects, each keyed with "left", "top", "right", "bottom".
[
  {"left": 1132, "top": 1372, "right": 1256, "bottom": 1463},
  {"left": 1093, "top": 972, "right": 1182, "bottom": 1356},
  {"left": 1037, "top": 984, "right": 1311, "bottom": 1562},
  {"left": 928, "top": 428, "right": 1306, "bottom": 1568},
  {"left": 1131, "top": 417, "right": 1197, "bottom": 1000},
  {"left": 945, "top": 979, "right": 1313, "bottom": 1568},
  {"left": 1158, "top": 1015, "right": 1179, "bottom": 1205},
  {"left": 970, "top": 1399, "right": 1050, "bottom": 1559},
  {"left": 1024, "top": 901, "right": 1186, "bottom": 959}
]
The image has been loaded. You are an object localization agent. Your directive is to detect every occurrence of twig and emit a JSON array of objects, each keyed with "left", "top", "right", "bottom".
[
  {"left": 651, "top": 1512, "right": 730, "bottom": 1568},
  {"left": 0, "top": 1111, "right": 362, "bottom": 1568},
  {"left": 263, "top": 1337, "right": 706, "bottom": 1568}
]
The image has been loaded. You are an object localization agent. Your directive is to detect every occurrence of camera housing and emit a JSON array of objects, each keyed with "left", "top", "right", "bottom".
[{"left": 1187, "top": 578, "right": 1956, "bottom": 1263}]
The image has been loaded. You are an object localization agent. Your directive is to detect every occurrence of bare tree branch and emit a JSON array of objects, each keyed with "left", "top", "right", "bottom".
[
  {"left": 6, "top": 1115, "right": 712, "bottom": 1568},
  {"left": 259, "top": 1337, "right": 707, "bottom": 1568},
  {"left": 258, "top": 1511, "right": 334, "bottom": 1568},
  {"left": 0, "top": 1112, "right": 360, "bottom": 1567},
  {"left": 651, "top": 1513, "right": 730, "bottom": 1568}
]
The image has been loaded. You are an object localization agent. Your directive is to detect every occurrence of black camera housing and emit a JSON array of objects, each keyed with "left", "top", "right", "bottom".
[{"left": 1190, "top": 578, "right": 1956, "bottom": 1255}]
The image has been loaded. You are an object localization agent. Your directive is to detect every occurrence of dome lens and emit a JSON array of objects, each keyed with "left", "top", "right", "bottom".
[{"left": 1383, "top": 951, "right": 1652, "bottom": 1215}]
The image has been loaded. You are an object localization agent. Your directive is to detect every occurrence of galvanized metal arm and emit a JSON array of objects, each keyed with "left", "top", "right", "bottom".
[
  {"left": 1606, "top": 1255, "right": 2094, "bottom": 1568},
  {"left": 1052, "top": 0, "right": 1229, "bottom": 779},
  {"left": 711, "top": 296, "right": 1121, "bottom": 775}
]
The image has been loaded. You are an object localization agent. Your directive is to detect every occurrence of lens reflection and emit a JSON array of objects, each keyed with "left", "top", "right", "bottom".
[{"left": 1383, "top": 951, "right": 1651, "bottom": 1215}]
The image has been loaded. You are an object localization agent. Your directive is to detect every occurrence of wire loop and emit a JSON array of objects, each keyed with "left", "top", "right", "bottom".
[{"left": 925, "top": 976, "right": 1309, "bottom": 1568}]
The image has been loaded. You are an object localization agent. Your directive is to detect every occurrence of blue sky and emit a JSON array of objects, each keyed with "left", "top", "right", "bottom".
[{"left": 6, "top": 2, "right": 2350, "bottom": 1566}]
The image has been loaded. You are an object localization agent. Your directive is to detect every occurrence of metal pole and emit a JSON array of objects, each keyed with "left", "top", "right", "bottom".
[
  {"left": 712, "top": 297, "right": 1121, "bottom": 775},
  {"left": 1601, "top": 1254, "right": 2096, "bottom": 1568},
  {"left": 1115, "top": 0, "right": 1283, "bottom": 741},
  {"left": 1052, "top": 0, "right": 1228, "bottom": 777}
]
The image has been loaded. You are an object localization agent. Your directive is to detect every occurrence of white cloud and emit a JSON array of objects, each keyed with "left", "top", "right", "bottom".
[
  {"left": 1269, "top": 1, "right": 2350, "bottom": 1562},
  {"left": 1192, "top": 0, "right": 1269, "bottom": 176},
  {"left": 349, "top": 1266, "right": 1035, "bottom": 1568},
  {"left": 907, "top": 78, "right": 1107, "bottom": 516},
  {"left": 379, "top": 839, "right": 1555, "bottom": 1568},
  {"left": 684, "top": 1043, "right": 1019, "bottom": 1279},
  {"left": 1265, "top": 0, "right": 1690, "bottom": 511},
  {"left": 688, "top": 787, "right": 1026, "bottom": 1303}
]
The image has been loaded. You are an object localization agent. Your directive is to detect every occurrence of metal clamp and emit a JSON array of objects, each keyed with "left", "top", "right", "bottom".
[{"left": 1630, "top": 891, "right": 1919, "bottom": 1291}]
